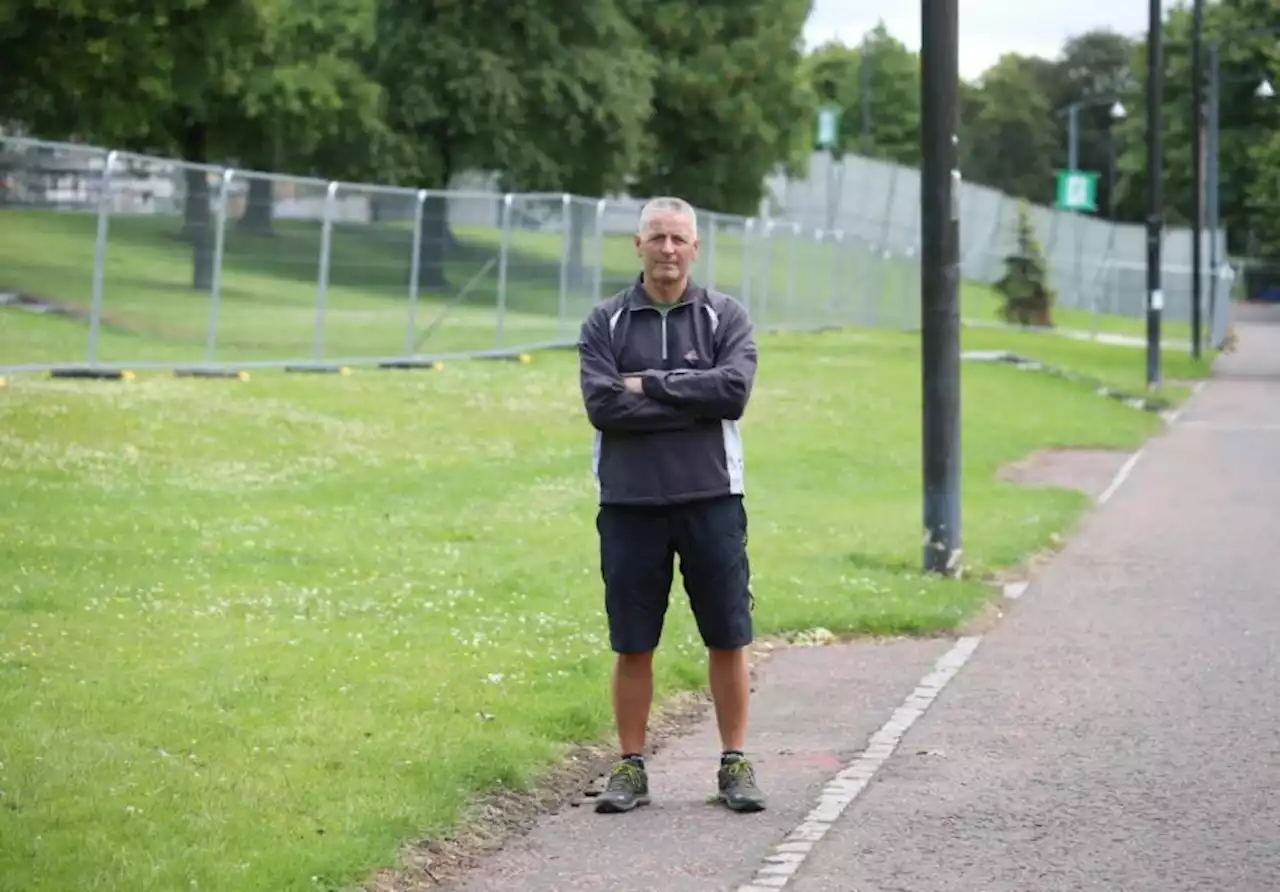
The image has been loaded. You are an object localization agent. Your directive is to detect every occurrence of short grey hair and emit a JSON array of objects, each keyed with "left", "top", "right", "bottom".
[{"left": 638, "top": 197, "right": 697, "bottom": 237}]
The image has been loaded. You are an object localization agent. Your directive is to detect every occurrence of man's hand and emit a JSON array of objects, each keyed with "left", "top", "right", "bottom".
[{"left": 623, "top": 374, "right": 645, "bottom": 394}]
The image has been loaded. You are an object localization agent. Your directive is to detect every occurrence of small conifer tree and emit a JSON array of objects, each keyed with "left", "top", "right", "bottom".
[{"left": 995, "top": 203, "right": 1056, "bottom": 327}]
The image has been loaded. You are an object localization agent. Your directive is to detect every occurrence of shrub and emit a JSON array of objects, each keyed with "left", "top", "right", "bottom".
[{"left": 995, "top": 202, "right": 1056, "bottom": 327}]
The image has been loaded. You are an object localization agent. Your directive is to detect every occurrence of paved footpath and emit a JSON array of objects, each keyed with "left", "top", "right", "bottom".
[{"left": 447, "top": 304, "right": 1280, "bottom": 892}]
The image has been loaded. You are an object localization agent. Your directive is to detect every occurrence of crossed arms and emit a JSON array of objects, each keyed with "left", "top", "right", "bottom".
[{"left": 578, "top": 301, "right": 758, "bottom": 433}]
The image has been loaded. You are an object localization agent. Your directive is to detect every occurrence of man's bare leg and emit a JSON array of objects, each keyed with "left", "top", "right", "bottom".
[
  {"left": 707, "top": 647, "right": 750, "bottom": 751},
  {"left": 613, "top": 651, "right": 655, "bottom": 755},
  {"left": 709, "top": 646, "right": 765, "bottom": 812},
  {"left": 596, "top": 651, "right": 656, "bottom": 814}
]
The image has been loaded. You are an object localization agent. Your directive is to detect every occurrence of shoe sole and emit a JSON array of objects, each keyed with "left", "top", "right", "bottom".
[
  {"left": 719, "top": 795, "right": 766, "bottom": 813},
  {"left": 594, "top": 795, "right": 651, "bottom": 814}
]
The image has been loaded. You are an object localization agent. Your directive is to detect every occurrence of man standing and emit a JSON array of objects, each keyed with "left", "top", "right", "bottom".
[{"left": 577, "top": 196, "right": 765, "bottom": 815}]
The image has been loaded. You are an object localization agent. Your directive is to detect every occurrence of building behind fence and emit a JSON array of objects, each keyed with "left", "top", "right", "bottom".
[{"left": 0, "top": 136, "right": 1235, "bottom": 374}]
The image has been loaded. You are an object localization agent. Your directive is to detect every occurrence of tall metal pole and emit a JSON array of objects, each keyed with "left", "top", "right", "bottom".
[
  {"left": 1108, "top": 132, "right": 1117, "bottom": 216},
  {"left": 860, "top": 34, "right": 873, "bottom": 155},
  {"left": 1190, "top": 0, "right": 1204, "bottom": 358},
  {"left": 1207, "top": 44, "right": 1221, "bottom": 341},
  {"left": 920, "top": 0, "right": 961, "bottom": 576},
  {"left": 1068, "top": 104, "right": 1080, "bottom": 171},
  {"left": 1146, "top": 0, "right": 1164, "bottom": 389}
]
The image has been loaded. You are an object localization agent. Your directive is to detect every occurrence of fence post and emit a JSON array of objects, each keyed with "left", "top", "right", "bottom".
[
  {"left": 706, "top": 214, "right": 718, "bottom": 289},
  {"left": 785, "top": 222, "right": 799, "bottom": 328},
  {"left": 203, "top": 168, "right": 235, "bottom": 365},
  {"left": 558, "top": 193, "right": 571, "bottom": 339},
  {"left": 406, "top": 188, "right": 427, "bottom": 355},
  {"left": 741, "top": 218, "right": 755, "bottom": 315},
  {"left": 813, "top": 228, "right": 825, "bottom": 329},
  {"left": 828, "top": 230, "right": 843, "bottom": 324},
  {"left": 313, "top": 181, "right": 339, "bottom": 361},
  {"left": 495, "top": 193, "right": 513, "bottom": 349},
  {"left": 87, "top": 149, "right": 118, "bottom": 367},
  {"left": 591, "top": 199, "right": 606, "bottom": 305},
  {"left": 760, "top": 220, "right": 774, "bottom": 327}
]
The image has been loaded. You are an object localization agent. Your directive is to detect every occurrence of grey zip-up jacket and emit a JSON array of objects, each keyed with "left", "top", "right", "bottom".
[{"left": 578, "top": 276, "right": 758, "bottom": 506}]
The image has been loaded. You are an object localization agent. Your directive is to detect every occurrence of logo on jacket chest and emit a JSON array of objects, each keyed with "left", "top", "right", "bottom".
[{"left": 683, "top": 348, "right": 700, "bottom": 365}]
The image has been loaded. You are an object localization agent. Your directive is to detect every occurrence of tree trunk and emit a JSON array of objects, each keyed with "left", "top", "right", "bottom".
[
  {"left": 180, "top": 121, "right": 215, "bottom": 291},
  {"left": 415, "top": 194, "right": 450, "bottom": 290},
  {"left": 238, "top": 177, "right": 275, "bottom": 235}
]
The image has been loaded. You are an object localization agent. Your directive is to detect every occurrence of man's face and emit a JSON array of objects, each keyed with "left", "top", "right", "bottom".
[{"left": 635, "top": 211, "right": 698, "bottom": 286}]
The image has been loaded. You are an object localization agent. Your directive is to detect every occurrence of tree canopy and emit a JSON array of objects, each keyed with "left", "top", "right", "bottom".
[{"left": 6, "top": 0, "right": 1280, "bottom": 269}]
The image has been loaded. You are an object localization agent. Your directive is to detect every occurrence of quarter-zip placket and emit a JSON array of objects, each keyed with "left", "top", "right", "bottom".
[{"left": 629, "top": 284, "right": 690, "bottom": 370}]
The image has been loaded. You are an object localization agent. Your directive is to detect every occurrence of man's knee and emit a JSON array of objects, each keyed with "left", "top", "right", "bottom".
[{"left": 615, "top": 650, "right": 655, "bottom": 671}]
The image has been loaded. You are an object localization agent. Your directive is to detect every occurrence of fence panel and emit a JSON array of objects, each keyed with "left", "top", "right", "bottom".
[
  {"left": 705, "top": 213, "right": 750, "bottom": 308},
  {"left": 399, "top": 190, "right": 505, "bottom": 355},
  {"left": 500, "top": 192, "right": 577, "bottom": 348},
  {"left": 0, "top": 138, "right": 107, "bottom": 368},
  {"left": 211, "top": 169, "right": 331, "bottom": 366},
  {"left": 306, "top": 182, "right": 422, "bottom": 362}
]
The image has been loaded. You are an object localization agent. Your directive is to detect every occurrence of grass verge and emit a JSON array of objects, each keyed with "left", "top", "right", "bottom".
[
  {"left": 961, "top": 326, "right": 1216, "bottom": 406},
  {"left": 1, "top": 324, "right": 1169, "bottom": 892}
]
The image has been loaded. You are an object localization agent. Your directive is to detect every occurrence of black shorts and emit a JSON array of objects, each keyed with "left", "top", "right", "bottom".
[{"left": 596, "top": 494, "right": 753, "bottom": 654}]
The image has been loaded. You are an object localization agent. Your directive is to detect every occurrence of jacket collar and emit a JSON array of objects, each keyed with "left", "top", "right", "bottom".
[{"left": 627, "top": 273, "right": 700, "bottom": 310}]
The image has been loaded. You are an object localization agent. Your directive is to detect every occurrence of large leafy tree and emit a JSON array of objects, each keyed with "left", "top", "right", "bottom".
[
  {"left": 493, "top": 2, "right": 655, "bottom": 287},
  {"left": 230, "top": 0, "right": 385, "bottom": 235},
  {"left": 374, "top": 0, "right": 654, "bottom": 288},
  {"left": 1218, "top": 0, "right": 1280, "bottom": 267},
  {"left": 961, "top": 54, "right": 1060, "bottom": 204},
  {"left": 1107, "top": 0, "right": 1278, "bottom": 238},
  {"left": 0, "top": 1, "right": 266, "bottom": 288},
  {"left": 627, "top": 0, "right": 813, "bottom": 216},
  {"left": 799, "top": 23, "right": 921, "bottom": 166},
  {"left": 954, "top": 30, "right": 1133, "bottom": 214},
  {"left": 0, "top": 0, "right": 384, "bottom": 287},
  {"left": 858, "top": 23, "right": 923, "bottom": 166}
]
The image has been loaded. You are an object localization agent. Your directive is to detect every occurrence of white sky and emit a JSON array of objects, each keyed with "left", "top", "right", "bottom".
[{"left": 802, "top": 1, "right": 1152, "bottom": 80}]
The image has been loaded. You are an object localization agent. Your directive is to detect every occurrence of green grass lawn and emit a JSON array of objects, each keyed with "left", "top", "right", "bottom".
[
  {"left": 961, "top": 326, "right": 1215, "bottom": 404},
  {"left": 1, "top": 319, "right": 1181, "bottom": 892}
]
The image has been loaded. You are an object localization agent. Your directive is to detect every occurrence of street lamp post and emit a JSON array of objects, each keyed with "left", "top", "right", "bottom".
[
  {"left": 1146, "top": 0, "right": 1162, "bottom": 391},
  {"left": 1191, "top": 0, "right": 1204, "bottom": 359},
  {"left": 920, "top": 0, "right": 961, "bottom": 576},
  {"left": 1056, "top": 97, "right": 1127, "bottom": 318},
  {"left": 1058, "top": 97, "right": 1127, "bottom": 208},
  {"left": 1204, "top": 35, "right": 1277, "bottom": 342}
]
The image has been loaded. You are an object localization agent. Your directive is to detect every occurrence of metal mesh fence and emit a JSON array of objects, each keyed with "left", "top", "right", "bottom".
[{"left": 0, "top": 135, "right": 1236, "bottom": 373}]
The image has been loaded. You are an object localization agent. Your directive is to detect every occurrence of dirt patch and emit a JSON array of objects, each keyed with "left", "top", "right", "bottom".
[
  {"left": 997, "top": 447, "right": 1132, "bottom": 502},
  {"left": 363, "top": 644, "right": 781, "bottom": 891}
]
